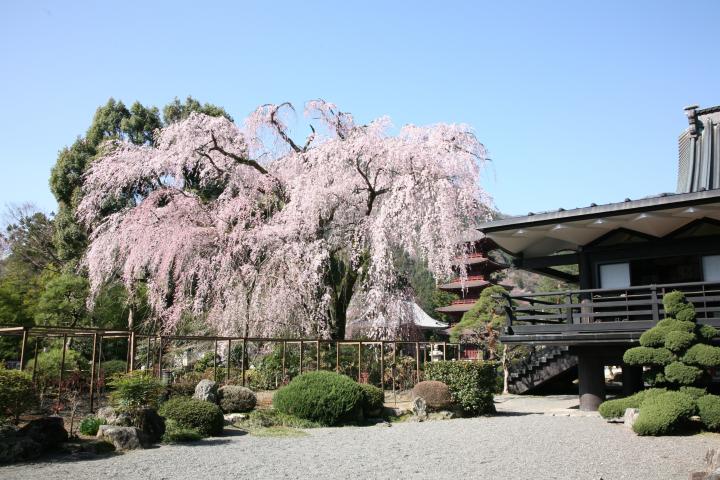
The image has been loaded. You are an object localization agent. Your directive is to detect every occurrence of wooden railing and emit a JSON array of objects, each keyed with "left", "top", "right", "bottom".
[{"left": 500, "top": 281, "right": 720, "bottom": 329}]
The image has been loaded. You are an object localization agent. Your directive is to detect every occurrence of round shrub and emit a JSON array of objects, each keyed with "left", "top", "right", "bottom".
[
  {"left": 623, "top": 346, "right": 674, "bottom": 366},
  {"left": 424, "top": 360, "right": 497, "bottom": 415},
  {"left": 218, "top": 385, "right": 256, "bottom": 413},
  {"left": 683, "top": 343, "right": 720, "bottom": 368},
  {"left": 697, "top": 324, "right": 718, "bottom": 343},
  {"left": 412, "top": 381, "right": 453, "bottom": 410},
  {"left": 101, "top": 360, "right": 128, "bottom": 378},
  {"left": 664, "top": 362, "right": 703, "bottom": 385},
  {"left": 676, "top": 307, "right": 697, "bottom": 323},
  {"left": 679, "top": 386, "right": 707, "bottom": 400},
  {"left": 272, "top": 371, "right": 364, "bottom": 426},
  {"left": 664, "top": 330, "right": 696, "bottom": 352},
  {"left": 639, "top": 327, "right": 667, "bottom": 348},
  {"left": 697, "top": 394, "right": 720, "bottom": 431},
  {"left": 25, "top": 347, "right": 88, "bottom": 384},
  {"left": 656, "top": 318, "right": 696, "bottom": 334},
  {"left": 663, "top": 290, "right": 687, "bottom": 316},
  {"left": 359, "top": 384, "right": 384, "bottom": 417},
  {"left": 633, "top": 391, "right": 696, "bottom": 436},
  {"left": 0, "top": 369, "right": 36, "bottom": 424},
  {"left": 158, "top": 397, "right": 224, "bottom": 437},
  {"left": 598, "top": 388, "right": 666, "bottom": 419},
  {"left": 79, "top": 416, "right": 105, "bottom": 436}
]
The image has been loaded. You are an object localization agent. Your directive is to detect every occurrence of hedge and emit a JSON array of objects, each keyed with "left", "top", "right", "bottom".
[
  {"left": 0, "top": 369, "right": 36, "bottom": 423},
  {"left": 664, "top": 362, "right": 703, "bottom": 385},
  {"left": 273, "top": 371, "right": 365, "bottom": 426},
  {"left": 623, "top": 346, "right": 674, "bottom": 367},
  {"left": 359, "top": 383, "right": 384, "bottom": 417},
  {"left": 158, "top": 397, "right": 224, "bottom": 437},
  {"left": 697, "top": 394, "right": 720, "bottom": 431},
  {"left": 682, "top": 343, "right": 720, "bottom": 368},
  {"left": 632, "top": 391, "right": 696, "bottom": 436},
  {"left": 598, "top": 388, "right": 666, "bottom": 419},
  {"left": 424, "top": 361, "right": 497, "bottom": 415}
]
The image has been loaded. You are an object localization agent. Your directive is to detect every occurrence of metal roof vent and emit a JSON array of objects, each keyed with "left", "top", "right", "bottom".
[{"left": 678, "top": 104, "right": 720, "bottom": 193}]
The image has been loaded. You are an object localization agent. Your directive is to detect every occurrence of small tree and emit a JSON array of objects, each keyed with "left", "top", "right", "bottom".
[
  {"left": 623, "top": 291, "right": 720, "bottom": 389},
  {"left": 0, "top": 368, "right": 36, "bottom": 424}
]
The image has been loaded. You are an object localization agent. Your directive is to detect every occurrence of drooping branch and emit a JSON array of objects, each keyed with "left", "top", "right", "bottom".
[{"left": 209, "top": 132, "right": 269, "bottom": 175}]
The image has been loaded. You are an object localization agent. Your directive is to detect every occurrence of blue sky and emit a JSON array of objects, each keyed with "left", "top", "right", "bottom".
[{"left": 1, "top": 1, "right": 719, "bottom": 216}]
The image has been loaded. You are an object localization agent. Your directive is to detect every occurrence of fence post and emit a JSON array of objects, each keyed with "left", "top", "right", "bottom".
[
  {"left": 96, "top": 336, "right": 103, "bottom": 391},
  {"left": 213, "top": 340, "right": 218, "bottom": 382},
  {"left": 565, "top": 294, "right": 573, "bottom": 324},
  {"left": 457, "top": 343, "right": 461, "bottom": 360},
  {"left": 380, "top": 342, "right": 385, "bottom": 391},
  {"left": 57, "top": 334, "right": 67, "bottom": 410},
  {"left": 226, "top": 339, "right": 232, "bottom": 384},
  {"left": 415, "top": 342, "right": 420, "bottom": 384},
  {"left": 282, "top": 340, "right": 287, "bottom": 379},
  {"left": 443, "top": 342, "right": 447, "bottom": 361},
  {"left": 358, "top": 342, "right": 362, "bottom": 382},
  {"left": 650, "top": 285, "right": 659, "bottom": 322},
  {"left": 146, "top": 336, "right": 151, "bottom": 371},
  {"left": 336, "top": 342, "right": 340, "bottom": 373},
  {"left": 157, "top": 336, "right": 163, "bottom": 379},
  {"left": 241, "top": 337, "right": 247, "bottom": 386},
  {"left": 299, "top": 341, "right": 304, "bottom": 375},
  {"left": 19, "top": 328, "right": 28, "bottom": 371},
  {"left": 32, "top": 338, "right": 39, "bottom": 385},
  {"left": 89, "top": 333, "right": 97, "bottom": 413},
  {"left": 129, "top": 331, "right": 136, "bottom": 372},
  {"left": 316, "top": 340, "right": 320, "bottom": 371}
]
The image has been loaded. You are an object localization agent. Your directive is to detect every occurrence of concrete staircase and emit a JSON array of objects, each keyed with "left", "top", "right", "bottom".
[{"left": 507, "top": 346, "right": 578, "bottom": 394}]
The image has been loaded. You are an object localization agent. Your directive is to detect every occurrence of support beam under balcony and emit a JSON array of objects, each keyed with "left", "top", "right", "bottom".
[{"left": 578, "top": 353, "right": 605, "bottom": 411}]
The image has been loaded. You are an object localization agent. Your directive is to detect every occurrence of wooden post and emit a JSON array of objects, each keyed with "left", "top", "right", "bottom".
[
  {"left": 380, "top": 342, "right": 385, "bottom": 391},
  {"left": 129, "top": 331, "right": 136, "bottom": 372},
  {"left": 358, "top": 342, "right": 362, "bottom": 382},
  {"left": 89, "top": 333, "right": 98, "bottom": 413},
  {"left": 146, "top": 336, "right": 151, "bottom": 371},
  {"left": 58, "top": 334, "right": 67, "bottom": 408},
  {"left": 316, "top": 340, "right": 320, "bottom": 371},
  {"left": 241, "top": 337, "right": 247, "bottom": 386},
  {"left": 96, "top": 336, "right": 103, "bottom": 391},
  {"left": 32, "top": 338, "right": 39, "bottom": 385},
  {"left": 157, "top": 336, "right": 163, "bottom": 379},
  {"left": 299, "top": 341, "right": 304, "bottom": 375},
  {"left": 19, "top": 328, "right": 28, "bottom": 370},
  {"left": 415, "top": 342, "right": 420, "bottom": 384},
  {"left": 457, "top": 343, "right": 461, "bottom": 360},
  {"left": 226, "top": 339, "right": 232, "bottom": 384},
  {"left": 443, "top": 342, "right": 447, "bottom": 361},
  {"left": 213, "top": 340, "right": 218, "bottom": 382},
  {"left": 335, "top": 342, "right": 340, "bottom": 373},
  {"left": 282, "top": 340, "right": 287, "bottom": 379},
  {"left": 392, "top": 341, "right": 397, "bottom": 366}
]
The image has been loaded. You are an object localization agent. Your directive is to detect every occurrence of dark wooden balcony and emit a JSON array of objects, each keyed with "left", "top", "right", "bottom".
[{"left": 499, "top": 281, "right": 720, "bottom": 346}]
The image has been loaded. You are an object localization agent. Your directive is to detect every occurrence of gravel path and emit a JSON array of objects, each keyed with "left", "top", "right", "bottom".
[{"left": 3, "top": 414, "right": 719, "bottom": 480}]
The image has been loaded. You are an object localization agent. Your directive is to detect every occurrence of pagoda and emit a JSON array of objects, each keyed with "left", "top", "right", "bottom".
[{"left": 435, "top": 235, "right": 512, "bottom": 325}]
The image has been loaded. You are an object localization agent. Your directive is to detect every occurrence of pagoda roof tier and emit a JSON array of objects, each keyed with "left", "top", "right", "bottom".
[
  {"left": 453, "top": 253, "right": 507, "bottom": 268},
  {"left": 435, "top": 300, "right": 477, "bottom": 313},
  {"left": 439, "top": 278, "right": 514, "bottom": 291}
]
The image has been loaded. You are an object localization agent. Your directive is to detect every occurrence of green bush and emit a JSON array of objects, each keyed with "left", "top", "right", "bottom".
[
  {"left": 623, "top": 346, "right": 674, "bottom": 367},
  {"left": 161, "top": 419, "right": 203, "bottom": 443},
  {"left": 683, "top": 343, "right": 720, "bottom": 368},
  {"left": 679, "top": 386, "right": 707, "bottom": 400},
  {"left": 663, "top": 290, "right": 687, "bottom": 316},
  {"left": 633, "top": 391, "right": 696, "bottom": 436},
  {"left": 359, "top": 383, "right": 384, "bottom": 417},
  {"left": 101, "top": 360, "right": 127, "bottom": 378},
  {"left": 424, "top": 361, "right": 497, "bottom": 415},
  {"left": 697, "top": 394, "right": 720, "bottom": 431},
  {"left": 109, "top": 371, "right": 165, "bottom": 415},
  {"left": 664, "top": 330, "right": 696, "bottom": 352},
  {"left": 639, "top": 327, "right": 667, "bottom": 348},
  {"left": 0, "top": 369, "right": 36, "bottom": 423},
  {"left": 25, "top": 347, "right": 88, "bottom": 384},
  {"left": 697, "top": 324, "right": 718, "bottom": 343},
  {"left": 273, "top": 371, "right": 364, "bottom": 426},
  {"left": 158, "top": 397, "right": 224, "bottom": 437},
  {"left": 218, "top": 385, "right": 256, "bottom": 413},
  {"left": 79, "top": 416, "right": 105, "bottom": 436},
  {"left": 237, "top": 409, "right": 322, "bottom": 429},
  {"left": 598, "top": 388, "right": 666, "bottom": 419},
  {"left": 676, "top": 307, "right": 697, "bottom": 323},
  {"left": 664, "top": 362, "right": 703, "bottom": 385},
  {"left": 656, "top": 318, "right": 695, "bottom": 333}
]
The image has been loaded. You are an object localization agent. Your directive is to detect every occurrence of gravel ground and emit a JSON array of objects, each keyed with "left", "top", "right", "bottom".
[{"left": 3, "top": 413, "right": 719, "bottom": 480}]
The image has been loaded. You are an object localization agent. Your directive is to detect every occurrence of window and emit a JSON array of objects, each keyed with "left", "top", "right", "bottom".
[
  {"left": 703, "top": 255, "right": 720, "bottom": 282},
  {"left": 599, "top": 263, "right": 630, "bottom": 289}
]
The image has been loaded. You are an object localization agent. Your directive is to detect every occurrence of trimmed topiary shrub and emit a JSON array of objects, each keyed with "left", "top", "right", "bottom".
[
  {"left": 664, "top": 362, "right": 703, "bottom": 385},
  {"left": 424, "top": 361, "right": 497, "bottom": 415},
  {"left": 697, "top": 394, "right": 720, "bottom": 431},
  {"left": 633, "top": 391, "right": 696, "bottom": 436},
  {"left": 639, "top": 327, "right": 667, "bottom": 348},
  {"left": 411, "top": 381, "right": 453, "bottom": 411},
  {"left": 359, "top": 384, "right": 384, "bottom": 417},
  {"left": 79, "top": 416, "right": 105, "bottom": 436},
  {"left": 623, "top": 346, "right": 674, "bottom": 367},
  {"left": 109, "top": 371, "right": 165, "bottom": 416},
  {"left": 664, "top": 330, "right": 695, "bottom": 352},
  {"left": 158, "top": 397, "right": 224, "bottom": 437},
  {"left": 683, "top": 343, "right": 720, "bottom": 368},
  {"left": 218, "top": 385, "right": 256, "bottom": 413},
  {"left": 676, "top": 307, "right": 697, "bottom": 323},
  {"left": 663, "top": 291, "right": 687, "bottom": 315},
  {"left": 273, "top": 371, "right": 365, "bottom": 426},
  {"left": 697, "top": 324, "right": 719, "bottom": 343},
  {"left": 0, "top": 369, "right": 36, "bottom": 424},
  {"left": 162, "top": 419, "right": 203, "bottom": 443},
  {"left": 656, "top": 318, "right": 695, "bottom": 333},
  {"left": 679, "top": 386, "right": 707, "bottom": 400},
  {"left": 598, "top": 388, "right": 667, "bottom": 419}
]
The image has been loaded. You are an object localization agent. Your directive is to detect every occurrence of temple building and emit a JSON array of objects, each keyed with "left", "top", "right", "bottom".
[
  {"left": 477, "top": 104, "right": 720, "bottom": 411},
  {"left": 435, "top": 235, "right": 512, "bottom": 325}
]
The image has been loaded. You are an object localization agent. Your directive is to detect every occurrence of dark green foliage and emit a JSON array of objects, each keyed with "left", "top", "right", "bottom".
[
  {"left": 236, "top": 409, "right": 322, "bottom": 429},
  {"left": 598, "top": 388, "right": 666, "bottom": 419},
  {"left": 662, "top": 291, "right": 687, "bottom": 316},
  {"left": 632, "top": 391, "right": 696, "bottom": 436},
  {"left": 109, "top": 371, "right": 165, "bottom": 414},
  {"left": 697, "top": 324, "right": 718, "bottom": 343},
  {"left": 656, "top": 318, "right": 695, "bottom": 333},
  {"left": 101, "top": 360, "right": 127, "bottom": 378},
  {"left": 697, "top": 394, "right": 720, "bottom": 431},
  {"left": 639, "top": 327, "right": 667, "bottom": 348},
  {"left": 26, "top": 347, "right": 88, "bottom": 384},
  {"left": 623, "top": 346, "right": 674, "bottom": 367},
  {"left": 33, "top": 273, "right": 89, "bottom": 326},
  {"left": 679, "top": 386, "right": 707, "bottom": 400},
  {"left": 424, "top": 361, "right": 497, "bottom": 415},
  {"left": 0, "top": 369, "right": 36, "bottom": 423},
  {"left": 359, "top": 383, "right": 384, "bottom": 417},
  {"left": 273, "top": 371, "right": 365, "bottom": 426},
  {"left": 450, "top": 285, "right": 508, "bottom": 342},
  {"left": 676, "top": 307, "right": 697, "bottom": 323},
  {"left": 161, "top": 419, "right": 203, "bottom": 443},
  {"left": 218, "top": 385, "right": 256, "bottom": 413},
  {"left": 664, "top": 362, "right": 703, "bottom": 385},
  {"left": 158, "top": 397, "right": 224, "bottom": 437},
  {"left": 162, "top": 96, "right": 233, "bottom": 124},
  {"left": 79, "top": 416, "right": 105, "bottom": 436},
  {"left": 682, "top": 343, "right": 720, "bottom": 368},
  {"left": 664, "top": 330, "right": 695, "bottom": 352},
  {"left": 193, "top": 351, "right": 218, "bottom": 373}
]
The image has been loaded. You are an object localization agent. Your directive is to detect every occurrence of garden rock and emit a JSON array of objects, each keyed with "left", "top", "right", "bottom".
[
  {"left": 428, "top": 410, "right": 457, "bottom": 421},
  {"left": 193, "top": 379, "right": 219, "bottom": 403},
  {"left": 137, "top": 408, "right": 166, "bottom": 443},
  {"left": 0, "top": 425, "right": 41, "bottom": 464},
  {"left": 96, "top": 406, "right": 118, "bottom": 425},
  {"left": 412, "top": 381, "right": 453, "bottom": 411},
  {"left": 218, "top": 385, "right": 256, "bottom": 413},
  {"left": 114, "top": 413, "right": 133, "bottom": 427},
  {"left": 623, "top": 408, "right": 639, "bottom": 429},
  {"left": 96, "top": 425, "right": 144, "bottom": 451},
  {"left": 20, "top": 416, "right": 68, "bottom": 449},
  {"left": 412, "top": 397, "right": 428, "bottom": 421},
  {"left": 224, "top": 413, "right": 247, "bottom": 425}
]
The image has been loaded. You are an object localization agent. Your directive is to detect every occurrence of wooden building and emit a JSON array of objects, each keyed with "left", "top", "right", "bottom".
[{"left": 477, "top": 104, "right": 720, "bottom": 411}]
